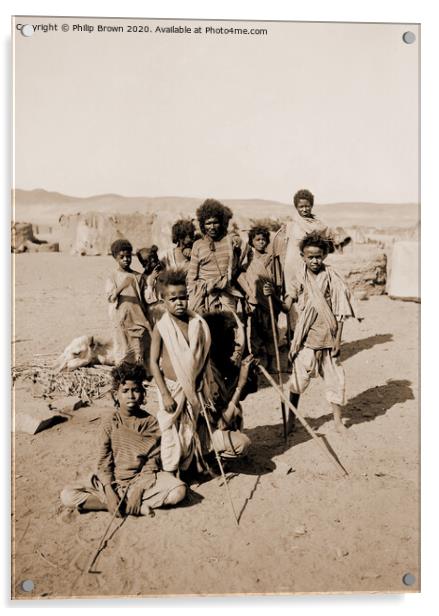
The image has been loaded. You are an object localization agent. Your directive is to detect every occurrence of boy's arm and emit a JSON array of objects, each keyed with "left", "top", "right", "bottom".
[
  {"left": 332, "top": 319, "right": 344, "bottom": 357},
  {"left": 149, "top": 326, "right": 177, "bottom": 413},
  {"left": 96, "top": 419, "right": 123, "bottom": 516},
  {"left": 113, "top": 274, "right": 136, "bottom": 298},
  {"left": 107, "top": 273, "right": 136, "bottom": 303},
  {"left": 223, "top": 355, "right": 254, "bottom": 426},
  {"left": 187, "top": 243, "right": 200, "bottom": 294},
  {"left": 125, "top": 422, "right": 161, "bottom": 516}
]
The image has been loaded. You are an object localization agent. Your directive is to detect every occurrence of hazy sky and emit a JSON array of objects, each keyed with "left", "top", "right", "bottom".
[{"left": 13, "top": 17, "right": 419, "bottom": 203}]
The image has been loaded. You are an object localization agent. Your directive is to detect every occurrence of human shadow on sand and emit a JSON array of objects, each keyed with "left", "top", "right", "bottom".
[
  {"left": 255, "top": 334, "right": 394, "bottom": 392},
  {"left": 340, "top": 333, "right": 393, "bottom": 362},
  {"left": 192, "top": 378, "right": 414, "bottom": 522},
  {"left": 233, "top": 378, "right": 414, "bottom": 477}
]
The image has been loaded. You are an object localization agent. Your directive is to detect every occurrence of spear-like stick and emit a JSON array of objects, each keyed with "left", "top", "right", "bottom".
[
  {"left": 257, "top": 362, "right": 349, "bottom": 478},
  {"left": 70, "top": 481, "right": 132, "bottom": 592},
  {"left": 267, "top": 294, "right": 288, "bottom": 441},
  {"left": 198, "top": 392, "right": 240, "bottom": 527},
  {"left": 86, "top": 481, "right": 132, "bottom": 573}
]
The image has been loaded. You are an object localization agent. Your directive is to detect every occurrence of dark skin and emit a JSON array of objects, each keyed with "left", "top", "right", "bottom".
[
  {"left": 109, "top": 250, "right": 138, "bottom": 302},
  {"left": 139, "top": 252, "right": 162, "bottom": 280},
  {"left": 222, "top": 354, "right": 254, "bottom": 426},
  {"left": 150, "top": 283, "right": 255, "bottom": 422},
  {"left": 80, "top": 380, "right": 148, "bottom": 516},
  {"left": 251, "top": 233, "right": 269, "bottom": 254},
  {"left": 287, "top": 245, "right": 343, "bottom": 360},
  {"left": 204, "top": 216, "right": 224, "bottom": 241},
  {"left": 178, "top": 233, "right": 195, "bottom": 255},
  {"left": 201, "top": 216, "right": 231, "bottom": 292},
  {"left": 295, "top": 198, "right": 313, "bottom": 219},
  {"left": 150, "top": 284, "right": 190, "bottom": 413},
  {"left": 287, "top": 244, "right": 346, "bottom": 433}
]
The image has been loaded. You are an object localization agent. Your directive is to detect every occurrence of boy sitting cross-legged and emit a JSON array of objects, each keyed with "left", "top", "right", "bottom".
[{"left": 60, "top": 362, "right": 186, "bottom": 517}]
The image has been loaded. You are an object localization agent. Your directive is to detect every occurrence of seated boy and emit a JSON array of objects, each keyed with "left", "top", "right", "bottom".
[
  {"left": 287, "top": 232, "right": 358, "bottom": 433},
  {"left": 60, "top": 362, "right": 186, "bottom": 516},
  {"left": 150, "top": 269, "right": 250, "bottom": 475}
]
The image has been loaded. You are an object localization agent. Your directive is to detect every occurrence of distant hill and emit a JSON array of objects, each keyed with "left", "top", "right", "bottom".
[{"left": 12, "top": 189, "right": 419, "bottom": 230}]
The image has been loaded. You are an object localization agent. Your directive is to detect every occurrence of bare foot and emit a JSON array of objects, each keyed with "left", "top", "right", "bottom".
[{"left": 334, "top": 420, "right": 348, "bottom": 434}]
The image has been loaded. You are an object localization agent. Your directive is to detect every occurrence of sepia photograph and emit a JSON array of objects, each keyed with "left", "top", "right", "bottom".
[{"left": 11, "top": 15, "right": 419, "bottom": 599}]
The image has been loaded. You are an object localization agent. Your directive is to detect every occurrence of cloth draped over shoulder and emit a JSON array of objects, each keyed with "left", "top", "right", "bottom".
[
  {"left": 105, "top": 270, "right": 150, "bottom": 323},
  {"left": 105, "top": 269, "right": 152, "bottom": 364},
  {"left": 161, "top": 247, "right": 191, "bottom": 275},
  {"left": 290, "top": 263, "right": 358, "bottom": 356},
  {"left": 238, "top": 249, "right": 274, "bottom": 310},
  {"left": 272, "top": 208, "right": 331, "bottom": 298},
  {"left": 156, "top": 310, "right": 213, "bottom": 471}
]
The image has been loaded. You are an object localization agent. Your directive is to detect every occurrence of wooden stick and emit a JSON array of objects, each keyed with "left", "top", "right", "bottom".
[
  {"left": 257, "top": 362, "right": 349, "bottom": 478},
  {"left": 268, "top": 295, "right": 288, "bottom": 441},
  {"left": 86, "top": 481, "right": 131, "bottom": 573},
  {"left": 198, "top": 392, "right": 240, "bottom": 527}
]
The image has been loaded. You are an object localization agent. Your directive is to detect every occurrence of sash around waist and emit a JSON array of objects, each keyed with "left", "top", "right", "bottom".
[{"left": 118, "top": 296, "right": 141, "bottom": 306}]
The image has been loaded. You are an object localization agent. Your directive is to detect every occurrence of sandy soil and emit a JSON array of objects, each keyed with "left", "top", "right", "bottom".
[{"left": 12, "top": 254, "right": 420, "bottom": 598}]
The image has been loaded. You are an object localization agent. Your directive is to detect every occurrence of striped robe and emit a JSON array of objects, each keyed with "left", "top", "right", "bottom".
[
  {"left": 187, "top": 235, "right": 243, "bottom": 313},
  {"left": 97, "top": 410, "right": 161, "bottom": 488}
]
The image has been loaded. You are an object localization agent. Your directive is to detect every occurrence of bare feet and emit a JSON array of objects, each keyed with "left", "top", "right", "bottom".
[
  {"left": 330, "top": 403, "right": 347, "bottom": 434},
  {"left": 334, "top": 420, "right": 348, "bottom": 434}
]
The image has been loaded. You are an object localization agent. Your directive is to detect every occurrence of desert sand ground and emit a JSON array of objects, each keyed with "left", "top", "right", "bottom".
[{"left": 12, "top": 253, "right": 419, "bottom": 598}]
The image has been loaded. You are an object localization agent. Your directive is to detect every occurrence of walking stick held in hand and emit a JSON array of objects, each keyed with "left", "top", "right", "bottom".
[
  {"left": 267, "top": 291, "right": 288, "bottom": 442},
  {"left": 198, "top": 392, "right": 240, "bottom": 527}
]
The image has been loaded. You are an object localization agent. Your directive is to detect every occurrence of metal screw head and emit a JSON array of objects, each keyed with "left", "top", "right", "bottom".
[
  {"left": 21, "top": 579, "right": 34, "bottom": 592},
  {"left": 402, "top": 572, "right": 415, "bottom": 586},
  {"left": 21, "top": 24, "right": 34, "bottom": 37},
  {"left": 402, "top": 31, "right": 416, "bottom": 44}
]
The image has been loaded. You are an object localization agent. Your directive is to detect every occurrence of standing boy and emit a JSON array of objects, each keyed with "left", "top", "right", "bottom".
[
  {"left": 150, "top": 269, "right": 250, "bottom": 475},
  {"left": 287, "top": 232, "right": 358, "bottom": 432},
  {"left": 105, "top": 239, "right": 152, "bottom": 367},
  {"left": 161, "top": 219, "right": 196, "bottom": 275},
  {"left": 187, "top": 199, "right": 243, "bottom": 313},
  {"left": 136, "top": 244, "right": 163, "bottom": 305},
  {"left": 60, "top": 363, "right": 186, "bottom": 516},
  {"left": 238, "top": 225, "right": 285, "bottom": 371}
]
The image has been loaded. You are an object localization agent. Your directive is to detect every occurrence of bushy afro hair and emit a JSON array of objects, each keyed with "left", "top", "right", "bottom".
[
  {"left": 299, "top": 231, "right": 334, "bottom": 255},
  {"left": 196, "top": 199, "right": 233, "bottom": 235},
  {"left": 293, "top": 189, "right": 314, "bottom": 208},
  {"left": 110, "top": 239, "right": 133, "bottom": 258}
]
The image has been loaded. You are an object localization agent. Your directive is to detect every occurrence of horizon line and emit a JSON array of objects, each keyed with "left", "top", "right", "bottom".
[{"left": 12, "top": 188, "right": 420, "bottom": 207}]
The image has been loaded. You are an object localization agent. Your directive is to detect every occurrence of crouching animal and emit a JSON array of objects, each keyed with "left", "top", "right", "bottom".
[{"left": 54, "top": 335, "right": 115, "bottom": 372}]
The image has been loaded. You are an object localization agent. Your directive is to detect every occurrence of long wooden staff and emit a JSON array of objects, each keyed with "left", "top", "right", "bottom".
[
  {"left": 70, "top": 481, "right": 132, "bottom": 592},
  {"left": 257, "top": 362, "right": 348, "bottom": 478},
  {"left": 267, "top": 295, "right": 288, "bottom": 442},
  {"left": 87, "top": 481, "right": 132, "bottom": 573},
  {"left": 198, "top": 392, "right": 240, "bottom": 527}
]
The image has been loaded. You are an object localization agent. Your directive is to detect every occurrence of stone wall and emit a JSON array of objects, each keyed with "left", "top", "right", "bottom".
[{"left": 327, "top": 247, "right": 387, "bottom": 297}]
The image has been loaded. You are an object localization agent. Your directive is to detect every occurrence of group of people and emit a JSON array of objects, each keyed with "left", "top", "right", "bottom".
[{"left": 61, "top": 189, "right": 359, "bottom": 518}]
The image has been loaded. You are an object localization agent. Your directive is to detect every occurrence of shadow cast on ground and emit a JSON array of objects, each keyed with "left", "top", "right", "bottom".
[
  {"left": 255, "top": 334, "right": 394, "bottom": 392},
  {"left": 237, "top": 378, "right": 414, "bottom": 476},
  {"left": 341, "top": 333, "right": 393, "bottom": 362}
]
